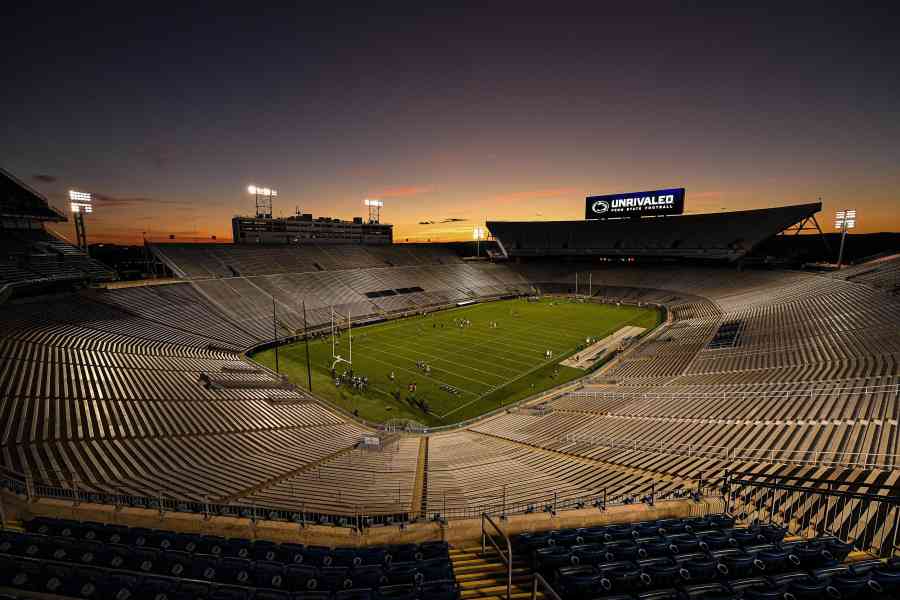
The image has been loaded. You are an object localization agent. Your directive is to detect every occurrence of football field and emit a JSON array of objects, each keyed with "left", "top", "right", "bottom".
[{"left": 252, "top": 298, "right": 660, "bottom": 426}]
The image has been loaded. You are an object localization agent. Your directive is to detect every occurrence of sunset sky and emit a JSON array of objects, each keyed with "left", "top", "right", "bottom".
[{"left": 3, "top": 3, "right": 898, "bottom": 244}]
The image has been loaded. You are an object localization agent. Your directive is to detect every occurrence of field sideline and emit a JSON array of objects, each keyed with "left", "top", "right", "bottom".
[{"left": 251, "top": 297, "right": 660, "bottom": 426}]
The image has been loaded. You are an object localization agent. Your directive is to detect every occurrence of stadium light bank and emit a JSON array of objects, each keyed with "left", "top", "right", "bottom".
[
  {"left": 68, "top": 190, "right": 92, "bottom": 252},
  {"left": 834, "top": 209, "right": 856, "bottom": 269}
]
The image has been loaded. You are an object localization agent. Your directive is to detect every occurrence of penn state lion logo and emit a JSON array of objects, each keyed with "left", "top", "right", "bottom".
[{"left": 591, "top": 200, "right": 610, "bottom": 214}]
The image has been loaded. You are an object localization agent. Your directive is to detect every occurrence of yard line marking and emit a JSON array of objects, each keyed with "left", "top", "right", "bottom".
[
  {"left": 354, "top": 336, "right": 511, "bottom": 383},
  {"left": 368, "top": 328, "right": 535, "bottom": 369},
  {"left": 359, "top": 345, "right": 496, "bottom": 388}
]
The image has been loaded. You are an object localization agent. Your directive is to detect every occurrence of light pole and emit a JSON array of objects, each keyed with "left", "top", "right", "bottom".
[
  {"left": 473, "top": 225, "right": 485, "bottom": 257},
  {"left": 834, "top": 209, "right": 856, "bottom": 269},
  {"left": 247, "top": 185, "right": 277, "bottom": 219},
  {"left": 68, "top": 190, "right": 92, "bottom": 254},
  {"left": 364, "top": 198, "right": 384, "bottom": 224}
]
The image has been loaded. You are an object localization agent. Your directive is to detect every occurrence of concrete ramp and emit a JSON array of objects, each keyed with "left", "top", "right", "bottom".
[{"left": 561, "top": 325, "right": 646, "bottom": 369}]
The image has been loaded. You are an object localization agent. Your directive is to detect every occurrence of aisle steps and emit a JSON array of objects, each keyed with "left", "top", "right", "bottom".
[{"left": 451, "top": 544, "right": 541, "bottom": 600}]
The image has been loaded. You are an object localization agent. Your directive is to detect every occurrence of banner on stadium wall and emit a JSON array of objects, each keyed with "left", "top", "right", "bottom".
[{"left": 585, "top": 188, "right": 685, "bottom": 219}]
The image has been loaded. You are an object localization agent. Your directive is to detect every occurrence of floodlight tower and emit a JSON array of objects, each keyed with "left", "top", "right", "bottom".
[
  {"left": 834, "top": 209, "right": 857, "bottom": 269},
  {"left": 473, "top": 225, "right": 485, "bottom": 257},
  {"left": 364, "top": 198, "right": 383, "bottom": 224},
  {"left": 68, "top": 190, "right": 92, "bottom": 253},
  {"left": 247, "top": 185, "right": 277, "bottom": 218}
]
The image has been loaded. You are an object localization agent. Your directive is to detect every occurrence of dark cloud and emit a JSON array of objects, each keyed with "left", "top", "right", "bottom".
[
  {"left": 32, "top": 174, "right": 57, "bottom": 183},
  {"left": 419, "top": 218, "right": 467, "bottom": 225},
  {"left": 93, "top": 193, "right": 188, "bottom": 208}
]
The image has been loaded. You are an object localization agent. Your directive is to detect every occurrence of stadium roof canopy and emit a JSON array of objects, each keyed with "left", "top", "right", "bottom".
[
  {"left": 487, "top": 202, "right": 823, "bottom": 262},
  {"left": 1, "top": 167, "right": 67, "bottom": 222}
]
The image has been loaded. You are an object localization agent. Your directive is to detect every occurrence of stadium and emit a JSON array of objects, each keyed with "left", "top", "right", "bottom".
[{"left": 2, "top": 163, "right": 900, "bottom": 600}]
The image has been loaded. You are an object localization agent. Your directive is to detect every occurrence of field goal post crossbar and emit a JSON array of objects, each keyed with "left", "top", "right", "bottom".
[{"left": 331, "top": 306, "right": 353, "bottom": 372}]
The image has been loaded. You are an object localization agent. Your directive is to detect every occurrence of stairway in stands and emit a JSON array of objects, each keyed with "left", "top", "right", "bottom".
[{"left": 451, "top": 543, "right": 540, "bottom": 599}]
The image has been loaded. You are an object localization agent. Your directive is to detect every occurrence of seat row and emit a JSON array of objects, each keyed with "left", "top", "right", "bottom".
[{"left": 0, "top": 555, "right": 458, "bottom": 600}]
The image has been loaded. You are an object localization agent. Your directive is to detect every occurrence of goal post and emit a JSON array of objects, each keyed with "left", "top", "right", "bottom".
[{"left": 331, "top": 306, "right": 353, "bottom": 371}]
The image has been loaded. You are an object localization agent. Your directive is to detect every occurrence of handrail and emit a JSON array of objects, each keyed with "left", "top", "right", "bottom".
[
  {"left": 482, "top": 512, "right": 512, "bottom": 600},
  {"left": 532, "top": 573, "right": 563, "bottom": 600},
  {"left": 1, "top": 471, "right": 700, "bottom": 526}
]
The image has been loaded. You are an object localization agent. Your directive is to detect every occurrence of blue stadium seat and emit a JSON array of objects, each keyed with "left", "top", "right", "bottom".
[
  {"left": 825, "top": 538, "right": 853, "bottom": 562},
  {"left": 74, "top": 539, "right": 103, "bottom": 565},
  {"left": 254, "top": 560, "right": 287, "bottom": 589},
  {"left": 417, "top": 540, "right": 449, "bottom": 560},
  {"left": 385, "top": 561, "right": 418, "bottom": 586},
  {"left": 331, "top": 547, "right": 357, "bottom": 567},
  {"left": 40, "top": 563, "right": 75, "bottom": 595},
  {"left": 375, "top": 584, "right": 417, "bottom": 600},
  {"left": 129, "top": 546, "right": 160, "bottom": 573},
  {"left": 79, "top": 522, "right": 105, "bottom": 542},
  {"left": 683, "top": 517, "right": 712, "bottom": 534},
  {"left": 639, "top": 557, "right": 681, "bottom": 588},
  {"left": 148, "top": 530, "right": 178, "bottom": 550},
  {"left": 555, "top": 565, "right": 600, "bottom": 599},
  {"left": 534, "top": 545, "right": 574, "bottom": 574},
  {"left": 697, "top": 530, "right": 732, "bottom": 552},
  {"left": 224, "top": 538, "right": 252, "bottom": 559},
  {"left": 385, "top": 544, "right": 417, "bottom": 564},
  {"left": 825, "top": 573, "right": 874, "bottom": 599},
  {"left": 848, "top": 559, "right": 883, "bottom": 576},
  {"left": 4, "top": 557, "right": 42, "bottom": 592},
  {"left": 679, "top": 582, "right": 736, "bottom": 599},
  {"left": 285, "top": 564, "right": 319, "bottom": 591},
  {"left": 134, "top": 575, "right": 177, "bottom": 600},
  {"left": 219, "top": 556, "right": 253, "bottom": 585},
  {"left": 174, "top": 580, "right": 212, "bottom": 600},
  {"left": 678, "top": 556, "right": 719, "bottom": 583},
  {"left": 350, "top": 565, "right": 388, "bottom": 589},
  {"left": 203, "top": 536, "right": 227, "bottom": 557},
  {"left": 711, "top": 549, "right": 755, "bottom": 579},
  {"left": 278, "top": 543, "right": 307, "bottom": 565},
  {"left": 208, "top": 585, "right": 251, "bottom": 600},
  {"left": 99, "top": 543, "right": 132, "bottom": 569},
  {"left": 303, "top": 545, "right": 334, "bottom": 567},
  {"left": 104, "top": 525, "right": 130, "bottom": 545},
  {"left": 291, "top": 592, "right": 332, "bottom": 600},
  {"left": 750, "top": 548, "right": 791, "bottom": 574},
  {"left": 255, "top": 591, "right": 292, "bottom": 600},
  {"left": 569, "top": 542, "right": 606, "bottom": 565},
  {"left": 790, "top": 540, "right": 839, "bottom": 569},
  {"left": 772, "top": 572, "right": 831, "bottom": 599},
  {"left": 129, "top": 528, "right": 153, "bottom": 547},
  {"left": 635, "top": 589, "right": 680, "bottom": 600},
  {"left": 162, "top": 549, "right": 193, "bottom": 577},
  {"left": 355, "top": 546, "right": 388, "bottom": 566},
  {"left": 190, "top": 553, "right": 220, "bottom": 582},
  {"left": 870, "top": 566, "right": 900, "bottom": 598},
  {"left": 416, "top": 557, "right": 453, "bottom": 582},
  {"left": 320, "top": 566, "right": 353, "bottom": 590},
  {"left": 253, "top": 540, "right": 280, "bottom": 562},
  {"left": 708, "top": 515, "right": 736, "bottom": 529},
  {"left": 597, "top": 562, "right": 644, "bottom": 594},
  {"left": 97, "top": 572, "right": 139, "bottom": 600}
]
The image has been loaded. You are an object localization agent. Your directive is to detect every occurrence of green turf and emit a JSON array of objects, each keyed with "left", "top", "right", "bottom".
[{"left": 250, "top": 298, "right": 660, "bottom": 426}]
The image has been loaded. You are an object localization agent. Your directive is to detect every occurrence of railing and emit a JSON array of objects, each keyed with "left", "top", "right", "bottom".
[
  {"left": 482, "top": 512, "right": 512, "bottom": 600},
  {"left": 531, "top": 573, "right": 563, "bottom": 600},
  {"left": 564, "top": 426, "right": 900, "bottom": 471},
  {"left": 0, "top": 466, "right": 709, "bottom": 530},
  {"left": 724, "top": 469, "right": 900, "bottom": 558}
]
